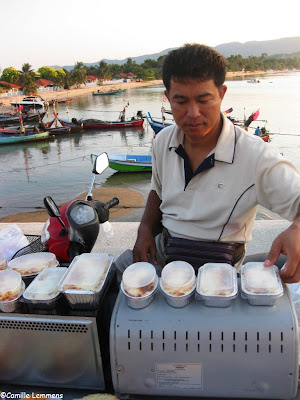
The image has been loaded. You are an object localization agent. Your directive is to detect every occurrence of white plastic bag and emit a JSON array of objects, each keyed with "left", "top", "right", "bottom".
[
  {"left": 100, "top": 221, "right": 114, "bottom": 239},
  {"left": 0, "top": 224, "right": 29, "bottom": 261}
]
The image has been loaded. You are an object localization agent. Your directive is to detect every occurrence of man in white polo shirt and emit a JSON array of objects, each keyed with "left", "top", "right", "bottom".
[{"left": 116, "top": 43, "right": 300, "bottom": 283}]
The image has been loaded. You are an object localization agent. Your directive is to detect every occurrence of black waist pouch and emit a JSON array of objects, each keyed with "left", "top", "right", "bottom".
[{"left": 164, "top": 230, "right": 245, "bottom": 270}]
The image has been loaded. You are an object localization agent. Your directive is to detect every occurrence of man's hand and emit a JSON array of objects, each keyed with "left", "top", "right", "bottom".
[
  {"left": 264, "top": 221, "right": 300, "bottom": 283},
  {"left": 133, "top": 226, "right": 157, "bottom": 264},
  {"left": 132, "top": 190, "right": 162, "bottom": 265}
]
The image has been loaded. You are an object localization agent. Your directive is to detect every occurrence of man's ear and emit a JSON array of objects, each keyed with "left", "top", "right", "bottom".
[
  {"left": 164, "top": 89, "right": 170, "bottom": 101},
  {"left": 219, "top": 85, "right": 227, "bottom": 100}
]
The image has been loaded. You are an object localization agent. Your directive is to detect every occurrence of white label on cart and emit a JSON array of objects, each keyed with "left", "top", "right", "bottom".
[{"left": 156, "top": 363, "right": 202, "bottom": 390}]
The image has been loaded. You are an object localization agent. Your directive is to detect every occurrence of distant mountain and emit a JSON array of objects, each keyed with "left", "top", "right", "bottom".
[
  {"left": 53, "top": 37, "right": 300, "bottom": 71},
  {"left": 214, "top": 37, "right": 300, "bottom": 58}
]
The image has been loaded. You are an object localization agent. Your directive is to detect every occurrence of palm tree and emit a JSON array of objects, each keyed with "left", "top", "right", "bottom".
[
  {"left": 72, "top": 61, "right": 87, "bottom": 88},
  {"left": 19, "top": 63, "right": 38, "bottom": 94}
]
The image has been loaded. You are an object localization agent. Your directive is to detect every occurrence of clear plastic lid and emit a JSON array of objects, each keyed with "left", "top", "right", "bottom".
[
  {"left": 61, "top": 253, "right": 111, "bottom": 291},
  {"left": 23, "top": 267, "right": 67, "bottom": 300},
  {"left": 242, "top": 262, "right": 281, "bottom": 294},
  {"left": 0, "top": 269, "right": 22, "bottom": 301},
  {"left": 161, "top": 261, "right": 196, "bottom": 296},
  {"left": 8, "top": 252, "right": 58, "bottom": 276},
  {"left": 0, "top": 252, "right": 7, "bottom": 270},
  {"left": 122, "top": 262, "right": 157, "bottom": 297},
  {"left": 198, "top": 263, "right": 235, "bottom": 296}
]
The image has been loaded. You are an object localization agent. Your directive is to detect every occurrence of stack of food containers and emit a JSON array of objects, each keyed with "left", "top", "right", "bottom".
[
  {"left": 59, "top": 253, "right": 114, "bottom": 309},
  {"left": 0, "top": 269, "right": 25, "bottom": 312},
  {"left": 121, "top": 262, "right": 158, "bottom": 309},
  {"left": 160, "top": 261, "right": 196, "bottom": 308},
  {"left": 195, "top": 263, "right": 238, "bottom": 307},
  {"left": 23, "top": 267, "right": 68, "bottom": 309},
  {"left": 241, "top": 262, "right": 283, "bottom": 305}
]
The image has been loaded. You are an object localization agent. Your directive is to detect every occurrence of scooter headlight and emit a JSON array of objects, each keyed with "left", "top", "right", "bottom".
[
  {"left": 41, "top": 218, "right": 50, "bottom": 243},
  {"left": 69, "top": 203, "right": 96, "bottom": 225}
]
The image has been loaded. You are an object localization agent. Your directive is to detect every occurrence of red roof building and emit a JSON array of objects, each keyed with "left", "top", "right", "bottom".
[
  {"left": 36, "top": 78, "right": 54, "bottom": 87},
  {"left": 0, "top": 81, "right": 22, "bottom": 91},
  {"left": 86, "top": 75, "right": 100, "bottom": 82}
]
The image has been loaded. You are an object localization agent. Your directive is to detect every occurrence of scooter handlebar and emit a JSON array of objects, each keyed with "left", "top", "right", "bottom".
[
  {"left": 92, "top": 197, "right": 119, "bottom": 223},
  {"left": 104, "top": 197, "right": 119, "bottom": 209}
]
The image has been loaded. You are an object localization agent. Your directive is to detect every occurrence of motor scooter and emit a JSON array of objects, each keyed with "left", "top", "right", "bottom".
[{"left": 41, "top": 152, "right": 119, "bottom": 263}]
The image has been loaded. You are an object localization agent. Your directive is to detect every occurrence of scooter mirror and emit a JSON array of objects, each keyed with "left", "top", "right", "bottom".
[
  {"left": 43, "top": 196, "right": 68, "bottom": 236},
  {"left": 44, "top": 196, "right": 61, "bottom": 217},
  {"left": 93, "top": 152, "right": 109, "bottom": 175}
]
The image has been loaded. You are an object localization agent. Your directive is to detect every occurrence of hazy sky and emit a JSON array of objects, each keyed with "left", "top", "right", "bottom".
[{"left": 1, "top": 0, "right": 299, "bottom": 71}]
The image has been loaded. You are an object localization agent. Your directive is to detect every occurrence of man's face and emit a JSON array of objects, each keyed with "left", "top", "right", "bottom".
[{"left": 165, "top": 78, "right": 227, "bottom": 140}]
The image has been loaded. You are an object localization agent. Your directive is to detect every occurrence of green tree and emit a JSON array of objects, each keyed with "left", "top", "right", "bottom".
[
  {"left": 19, "top": 63, "right": 38, "bottom": 94},
  {"left": 71, "top": 61, "right": 87, "bottom": 88},
  {"left": 38, "top": 66, "right": 58, "bottom": 81},
  {"left": 0, "top": 67, "right": 21, "bottom": 83},
  {"left": 54, "top": 68, "right": 66, "bottom": 88}
]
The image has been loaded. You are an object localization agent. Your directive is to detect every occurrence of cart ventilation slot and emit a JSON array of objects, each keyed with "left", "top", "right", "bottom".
[
  {"left": 125, "top": 329, "right": 286, "bottom": 354},
  {"left": 0, "top": 320, "right": 88, "bottom": 333}
]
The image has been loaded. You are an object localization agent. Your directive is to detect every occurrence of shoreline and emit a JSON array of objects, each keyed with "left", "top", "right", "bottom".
[
  {"left": 0, "top": 80, "right": 164, "bottom": 107},
  {"left": 0, "top": 70, "right": 293, "bottom": 107}
]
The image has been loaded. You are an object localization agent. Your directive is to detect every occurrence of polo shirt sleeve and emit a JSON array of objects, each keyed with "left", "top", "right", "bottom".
[
  {"left": 150, "top": 135, "right": 162, "bottom": 199},
  {"left": 255, "top": 145, "right": 300, "bottom": 221}
]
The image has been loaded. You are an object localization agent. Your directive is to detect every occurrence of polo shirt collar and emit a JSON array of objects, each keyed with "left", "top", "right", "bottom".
[{"left": 168, "top": 113, "right": 236, "bottom": 164}]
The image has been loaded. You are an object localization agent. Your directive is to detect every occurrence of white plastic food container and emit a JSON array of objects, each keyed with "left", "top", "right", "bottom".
[
  {"left": 7, "top": 252, "right": 59, "bottom": 277},
  {"left": 59, "top": 253, "right": 114, "bottom": 309},
  {"left": 195, "top": 263, "right": 238, "bottom": 307},
  {"left": 160, "top": 261, "right": 196, "bottom": 308},
  {"left": 241, "top": 262, "right": 283, "bottom": 306},
  {"left": 0, "top": 269, "right": 25, "bottom": 312},
  {"left": 0, "top": 252, "right": 7, "bottom": 270},
  {"left": 121, "top": 262, "right": 158, "bottom": 309},
  {"left": 23, "top": 267, "right": 67, "bottom": 309}
]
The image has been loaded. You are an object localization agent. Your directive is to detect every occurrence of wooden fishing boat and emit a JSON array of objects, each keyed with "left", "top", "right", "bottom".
[
  {"left": 49, "top": 117, "right": 84, "bottom": 133},
  {"left": 146, "top": 112, "right": 172, "bottom": 135},
  {"left": 108, "top": 154, "right": 152, "bottom": 172},
  {"left": 71, "top": 116, "right": 144, "bottom": 129},
  {"left": 0, "top": 130, "right": 50, "bottom": 145},
  {"left": 92, "top": 89, "right": 125, "bottom": 96},
  {"left": 0, "top": 111, "right": 46, "bottom": 127},
  {"left": 43, "top": 118, "right": 72, "bottom": 134},
  {"left": 47, "top": 98, "right": 73, "bottom": 106}
]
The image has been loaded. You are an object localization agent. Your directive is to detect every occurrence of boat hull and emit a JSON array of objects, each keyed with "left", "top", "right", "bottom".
[
  {"left": 0, "top": 112, "right": 46, "bottom": 127},
  {"left": 0, "top": 131, "right": 50, "bottom": 145},
  {"left": 108, "top": 154, "right": 152, "bottom": 172},
  {"left": 82, "top": 119, "right": 144, "bottom": 129}
]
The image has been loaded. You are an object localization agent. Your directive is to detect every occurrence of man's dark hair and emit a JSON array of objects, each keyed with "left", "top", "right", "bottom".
[{"left": 162, "top": 43, "right": 227, "bottom": 91}]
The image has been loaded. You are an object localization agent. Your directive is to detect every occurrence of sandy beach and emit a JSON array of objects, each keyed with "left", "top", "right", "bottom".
[{"left": 0, "top": 79, "right": 164, "bottom": 107}]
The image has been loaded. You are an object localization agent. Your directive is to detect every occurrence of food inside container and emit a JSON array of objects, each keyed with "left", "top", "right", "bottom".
[
  {"left": 23, "top": 267, "right": 67, "bottom": 300},
  {"left": 242, "top": 262, "right": 281, "bottom": 294},
  {"left": 0, "top": 269, "right": 23, "bottom": 301},
  {"left": 195, "top": 263, "right": 238, "bottom": 307},
  {"left": 60, "top": 253, "right": 112, "bottom": 292},
  {"left": 122, "top": 262, "right": 157, "bottom": 297},
  {"left": 8, "top": 252, "right": 59, "bottom": 276},
  {"left": 198, "top": 263, "right": 235, "bottom": 296},
  {"left": 161, "top": 261, "right": 196, "bottom": 296},
  {"left": 0, "top": 252, "right": 7, "bottom": 270}
]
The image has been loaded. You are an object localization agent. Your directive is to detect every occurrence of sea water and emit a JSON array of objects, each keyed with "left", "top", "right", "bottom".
[{"left": 1, "top": 71, "right": 300, "bottom": 219}]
